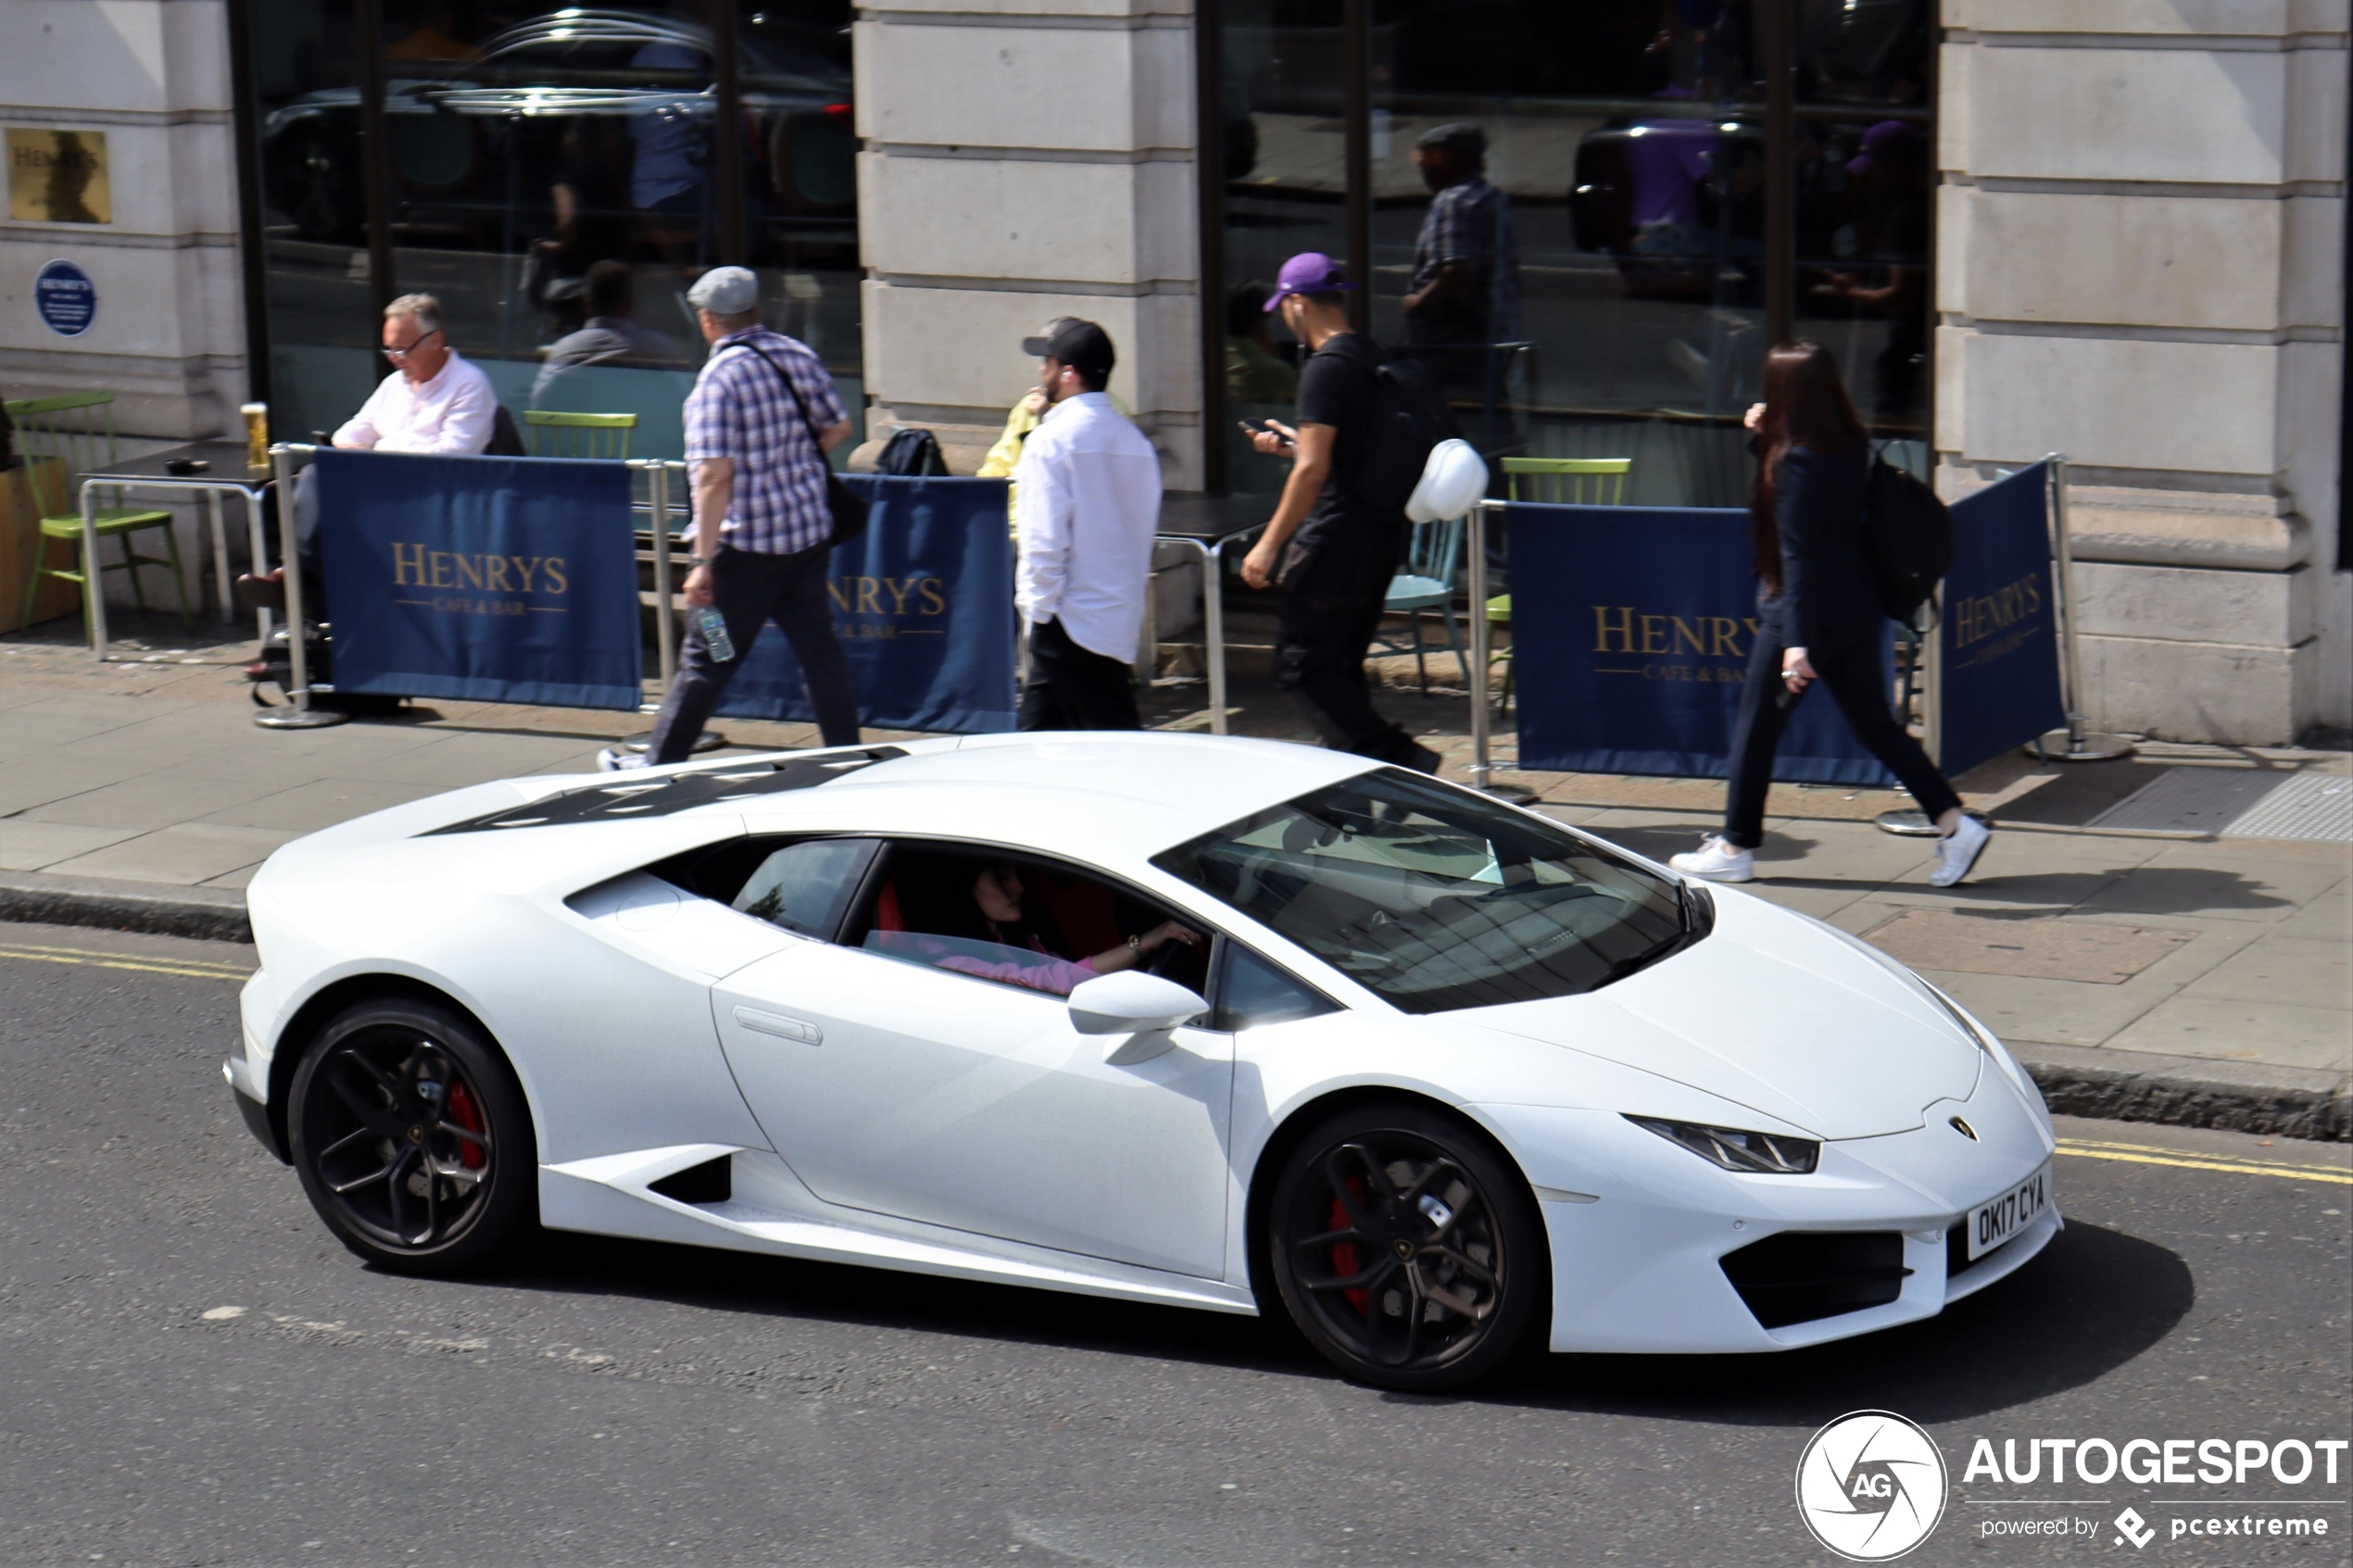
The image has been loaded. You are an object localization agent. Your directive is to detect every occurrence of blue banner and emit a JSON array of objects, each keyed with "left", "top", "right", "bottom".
[
  {"left": 314, "top": 449, "right": 643, "bottom": 709},
  {"left": 714, "top": 475, "right": 1017, "bottom": 734},
  {"left": 1507, "top": 503, "right": 1899, "bottom": 785},
  {"left": 1937, "top": 463, "right": 2066, "bottom": 777}
]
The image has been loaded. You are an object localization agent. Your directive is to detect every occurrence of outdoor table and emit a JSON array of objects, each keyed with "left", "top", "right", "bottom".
[
  {"left": 1155, "top": 496, "right": 1264, "bottom": 737},
  {"left": 74, "top": 439, "right": 273, "bottom": 659}
]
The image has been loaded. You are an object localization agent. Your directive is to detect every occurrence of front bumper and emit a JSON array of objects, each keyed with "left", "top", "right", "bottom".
[
  {"left": 223, "top": 1018, "right": 287, "bottom": 1164},
  {"left": 1477, "top": 1061, "right": 2059, "bottom": 1354}
]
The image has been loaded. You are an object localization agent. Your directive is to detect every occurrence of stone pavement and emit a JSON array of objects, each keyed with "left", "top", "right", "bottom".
[{"left": 2, "top": 611, "right": 2345, "bottom": 1135}]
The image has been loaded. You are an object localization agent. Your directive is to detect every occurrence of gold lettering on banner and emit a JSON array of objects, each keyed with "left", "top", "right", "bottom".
[
  {"left": 1587, "top": 603, "right": 1761, "bottom": 682},
  {"left": 919, "top": 577, "right": 946, "bottom": 615},
  {"left": 883, "top": 577, "right": 914, "bottom": 614},
  {"left": 1952, "top": 571, "right": 2045, "bottom": 652},
  {"left": 384, "top": 546, "right": 569, "bottom": 607},
  {"left": 827, "top": 579, "right": 851, "bottom": 612},
  {"left": 6, "top": 129, "right": 111, "bottom": 224}
]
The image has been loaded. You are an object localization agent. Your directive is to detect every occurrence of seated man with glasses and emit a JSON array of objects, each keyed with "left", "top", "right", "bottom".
[
  {"left": 238, "top": 294, "right": 498, "bottom": 626},
  {"left": 333, "top": 293, "right": 497, "bottom": 455}
]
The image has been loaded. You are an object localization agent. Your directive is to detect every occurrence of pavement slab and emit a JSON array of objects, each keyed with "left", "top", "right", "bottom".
[
  {"left": 44, "top": 823, "right": 302, "bottom": 885},
  {"left": 0, "top": 820, "right": 145, "bottom": 872},
  {"left": 2101, "top": 995, "right": 2353, "bottom": 1073}
]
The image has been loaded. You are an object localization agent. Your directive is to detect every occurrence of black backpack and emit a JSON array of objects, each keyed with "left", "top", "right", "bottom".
[
  {"left": 1339, "top": 346, "right": 1461, "bottom": 515},
  {"left": 1861, "top": 456, "right": 1953, "bottom": 623},
  {"left": 876, "top": 426, "right": 950, "bottom": 477}
]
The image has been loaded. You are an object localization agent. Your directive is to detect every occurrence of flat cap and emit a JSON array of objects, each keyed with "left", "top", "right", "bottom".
[{"left": 686, "top": 266, "right": 759, "bottom": 316}]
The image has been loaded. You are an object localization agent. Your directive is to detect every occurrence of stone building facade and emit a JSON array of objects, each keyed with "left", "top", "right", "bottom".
[{"left": 2, "top": 0, "right": 2345, "bottom": 742}]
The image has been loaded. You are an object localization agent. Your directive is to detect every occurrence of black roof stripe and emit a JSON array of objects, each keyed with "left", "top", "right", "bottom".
[{"left": 420, "top": 746, "right": 910, "bottom": 834}]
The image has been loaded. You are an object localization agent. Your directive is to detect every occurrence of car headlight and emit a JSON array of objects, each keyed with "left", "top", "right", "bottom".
[{"left": 1625, "top": 1115, "right": 1820, "bottom": 1174}]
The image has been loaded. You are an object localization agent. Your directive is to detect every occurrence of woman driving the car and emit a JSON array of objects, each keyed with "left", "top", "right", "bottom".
[{"left": 930, "top": 863, "right": 1199, "bottom": 997}]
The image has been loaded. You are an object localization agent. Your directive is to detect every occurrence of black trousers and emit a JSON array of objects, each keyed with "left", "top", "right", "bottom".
[
  {"left": 1274, "top": 539, "right": 1420, "bottom": 764},
  {"left": 646, "top": 542, "right": 859, "bottom": 762},
  {"left": 1019, "top": 616, "right": 1141, "bottom": 731},
  {"left": 1722, "top": 612, "right": 1959, "bottom": 848}
]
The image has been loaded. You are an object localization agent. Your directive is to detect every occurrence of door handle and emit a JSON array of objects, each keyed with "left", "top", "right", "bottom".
[{"left": 732, "top": 1006, "right": 822, "bottom": 1045}]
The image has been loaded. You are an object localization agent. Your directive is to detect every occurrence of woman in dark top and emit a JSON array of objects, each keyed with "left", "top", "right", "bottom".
[{"left": 1671, "top": 341, "right": 1992, "bottom": 886}]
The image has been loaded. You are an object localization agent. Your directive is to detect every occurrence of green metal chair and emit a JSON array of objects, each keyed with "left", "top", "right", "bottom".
[
  {"left": 6, "top": 393, "right": 191, "bottom": 633},
  {"left": 522, "top": 409, "right": 637, "bottom": 459},
  {"left": 1490, "top": 457, "right": 1634, "bottom": 714}
]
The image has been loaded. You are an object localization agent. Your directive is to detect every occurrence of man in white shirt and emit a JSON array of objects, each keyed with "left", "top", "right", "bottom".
[
  {"left": 240, "top": 293, "right": 498, "bottom": 621},
  {"left": 333, "top": 293, "right": 497, "bottom": 454},
  {"left": 1012, "top": 319, "right": 1163, "bottom": 730}
]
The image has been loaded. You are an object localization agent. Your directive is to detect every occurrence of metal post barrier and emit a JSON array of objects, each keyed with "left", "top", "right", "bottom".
[
  {"left": 2032, "top": 452, "right": 2133, "bottom": 763},
  {"left": 1203, "top": 536, "right": 1230, "bottom": 736},
  {"left": 254, "top": 443, "right": 346, "bottom": 730},
  {"left": 1463, "top": 500, "right": 1529, "bottom": 800},
  {"left": 77, "top": 480, "right": 106, "bottom": 660},
  {"left": 637, "top": 458, "right": 677, "bottom": 690}
]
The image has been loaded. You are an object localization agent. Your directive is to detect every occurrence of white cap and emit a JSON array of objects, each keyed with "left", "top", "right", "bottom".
[{"left": 686, "top": 266, "right": 759, "bottom": 316}]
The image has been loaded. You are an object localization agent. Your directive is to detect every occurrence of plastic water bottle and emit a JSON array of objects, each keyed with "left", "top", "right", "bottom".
[{"left": 692, "top": 605, "right": 736, "bottom": 663}]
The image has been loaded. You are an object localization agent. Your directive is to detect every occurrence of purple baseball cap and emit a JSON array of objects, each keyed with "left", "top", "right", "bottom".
[
  {"left": 1846, "top": 119, "right": 1920, "bottom": 177},
  {"left": 1264, "top": 252, "right": 1357, "bottom": 311}
]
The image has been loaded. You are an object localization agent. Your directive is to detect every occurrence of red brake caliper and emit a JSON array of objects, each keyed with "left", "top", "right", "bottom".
[
  {"left": 445, "top": 1081, "right": 487, "bottom": 1171},
  {"left": 1329, "top": 1185, "right": 1369, "bottom": 1313}
]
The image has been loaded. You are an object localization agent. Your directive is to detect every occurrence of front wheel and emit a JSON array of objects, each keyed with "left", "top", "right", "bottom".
[
  {"left": 288, "top": 997, "right": 535, "bottom": 1273},
  {"left": 1267, "top": 1103, "right": 1546, "bottom": 1390}
]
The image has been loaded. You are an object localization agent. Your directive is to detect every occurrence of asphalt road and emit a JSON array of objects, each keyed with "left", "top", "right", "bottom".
[{"left": 1, "top": 922, "right": 2346, "bottom": 1568}]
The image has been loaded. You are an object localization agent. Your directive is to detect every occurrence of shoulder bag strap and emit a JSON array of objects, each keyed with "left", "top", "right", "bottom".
[{"left": 731, "top": 337, "right": 831, "bottom": 453}]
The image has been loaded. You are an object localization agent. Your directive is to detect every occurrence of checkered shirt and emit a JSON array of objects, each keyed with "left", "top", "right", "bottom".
[
  {"left": 1412, "top": 176, "right": 1523, "bottom": 341},
  {"left": 685, "top": 328, "right": 848, "bottom": 555}
]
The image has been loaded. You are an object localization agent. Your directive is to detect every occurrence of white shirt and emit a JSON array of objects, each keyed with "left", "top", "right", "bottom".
[
  {"left": 1013, "top": 392, "right": 1164, "bottom": 663},
  {"left": 333, "top": 350, "right": 497, "bottom": 455}
]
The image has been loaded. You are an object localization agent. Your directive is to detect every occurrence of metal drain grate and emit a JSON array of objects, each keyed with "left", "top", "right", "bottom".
[{"left": 2088, "top": 768, "right": 2353, "bottom": 842}]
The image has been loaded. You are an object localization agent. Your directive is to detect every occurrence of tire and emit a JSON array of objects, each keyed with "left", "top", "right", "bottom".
[
  {"left": 287, "top": 997, "right": 536, "bottom": 1274},
  {"left": 1266, "top": 1102, "right": 1546, "bottom": 1391}
]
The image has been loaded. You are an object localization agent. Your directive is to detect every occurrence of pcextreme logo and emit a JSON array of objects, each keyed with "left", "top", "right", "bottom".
[{"left": 1796, "top": 1411, "right": 1950, "bottom": 1562}]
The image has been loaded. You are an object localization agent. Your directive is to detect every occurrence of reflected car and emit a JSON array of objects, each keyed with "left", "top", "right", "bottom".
[
  {"left": 261, "top": 6, "right": 854, "bottom": 244},
  {"left": 227, "top": 734, "right": 2059, "bottom": 1391}
]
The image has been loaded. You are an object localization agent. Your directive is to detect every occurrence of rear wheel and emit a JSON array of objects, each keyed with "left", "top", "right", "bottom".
[
  {"left": 1267, "top": 1103, "right": 1545, "bottom": 1390},
  {"left": 288, "top": 997, "right": 535, "bottom": 1273}
]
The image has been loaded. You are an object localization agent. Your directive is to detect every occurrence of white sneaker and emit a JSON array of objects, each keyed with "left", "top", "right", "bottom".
[
  {"left": 596, "top": 746, "right": 648, "bottom": 772},
  {"left": 1929, "top": 814, "right": 1993, "bottom": 886},
  {"left": 1669, "top": 834, "right": 1754, "bottom": 884}
]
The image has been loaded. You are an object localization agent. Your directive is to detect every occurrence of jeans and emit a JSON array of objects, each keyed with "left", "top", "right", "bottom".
[
  {"left": 1019, "top": 617, "right": 1140, "bottom": 731},
  {"left": 645, "top": 542, "right": 859, "bottom": 762},
  {"left": 1722, "top": 612, "right": 1959, "bottom": 849},
  {"left": 1274, "top": 539, "right": 1420, "bottom": 764}
]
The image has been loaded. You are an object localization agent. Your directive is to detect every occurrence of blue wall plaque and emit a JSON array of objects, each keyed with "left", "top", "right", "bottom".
[{"left": 34, "top": 258, "right": 95, "bottom": 337}]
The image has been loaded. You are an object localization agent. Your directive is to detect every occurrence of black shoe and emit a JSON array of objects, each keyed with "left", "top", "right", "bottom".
[{"left": 1404, "top": 742, "right": 1443, "bottom": 775}]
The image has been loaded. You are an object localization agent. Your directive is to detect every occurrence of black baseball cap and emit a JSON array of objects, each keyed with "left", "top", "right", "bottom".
[{"left": 1021, "top": 318, "right": 1115, "bottom": 382}]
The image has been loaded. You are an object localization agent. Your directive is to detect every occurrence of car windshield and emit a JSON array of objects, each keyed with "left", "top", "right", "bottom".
[{"left": 1151, "top": 770, "right": 1691, "bottom": 1013}]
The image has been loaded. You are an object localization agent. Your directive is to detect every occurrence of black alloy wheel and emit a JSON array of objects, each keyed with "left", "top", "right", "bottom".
[
  {"left": 288, "top": 997, "right": 535, "bottom": 1273},
  {"left": 1267, "top": 1103, "right": 1546, "bottom": 1391}
]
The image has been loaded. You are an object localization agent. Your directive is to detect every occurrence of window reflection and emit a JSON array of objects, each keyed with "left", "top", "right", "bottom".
[
  {"left": 1368, "top": 3, "right": 1766, "bottom": 506},
  {"left": 245, "top": 0, "right": 862, "bottom": 463},
  {"left": 1212, "top": 0, "right": 1933, "bottom": 502}
]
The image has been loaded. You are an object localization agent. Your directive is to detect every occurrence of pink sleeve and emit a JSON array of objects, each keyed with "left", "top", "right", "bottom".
[{"left": 937, "top": 953, "right": 1097, "bottom": 997}]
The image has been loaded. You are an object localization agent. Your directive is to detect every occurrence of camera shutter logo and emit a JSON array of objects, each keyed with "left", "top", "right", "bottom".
[{"left": 1795, "top": 1410, "right": 1948, "bottom": 1561}]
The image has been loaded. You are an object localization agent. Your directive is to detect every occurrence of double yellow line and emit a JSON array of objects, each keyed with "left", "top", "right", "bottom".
[
  {"left": 2057, "top": 1136, "right": 2351, "bottom": 1186},
  {"left": 0, "top": 939, "right": 252, "bottom": 984}
]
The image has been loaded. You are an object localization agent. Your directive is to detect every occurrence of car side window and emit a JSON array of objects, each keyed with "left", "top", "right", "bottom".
[
  {"left": 1215, "top": 942, "right": 1339, "bottom": 1032},
  {"left": 849, "top": 842, "right": 1213, "bottom": 1000},
  {"left": 728, "top": 838, "right": 879, "bottom": 938}
]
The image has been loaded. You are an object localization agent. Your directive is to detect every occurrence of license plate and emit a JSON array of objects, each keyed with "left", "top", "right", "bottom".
[{"left": 1968, "top": 1163, "right": 2050, "bottom": 1261}]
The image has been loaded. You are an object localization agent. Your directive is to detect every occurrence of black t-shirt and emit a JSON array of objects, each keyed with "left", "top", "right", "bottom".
[{"left": 1291, "top": 332, "right": 1399, "bottom": 573}]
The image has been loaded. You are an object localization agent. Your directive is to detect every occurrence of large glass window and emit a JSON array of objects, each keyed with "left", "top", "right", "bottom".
[
  {"left": 1206, "top": 0, "right": 1932, "bottom": 503},
  {"left": 242, "top": 0, "right": 862, "bottom": 462}
]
